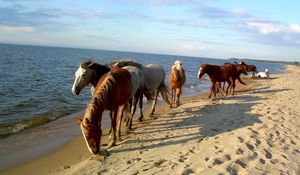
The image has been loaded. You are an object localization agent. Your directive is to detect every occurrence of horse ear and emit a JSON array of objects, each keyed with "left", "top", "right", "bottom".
[
  {"left": 76, "top": 117, "right": 82, "bottom": 125},
  {"left": 84, "top": 118, "right": 90, "bottom": 125},
  {"left": 88, "top": 62, "right": 95, "bottom": 68}
]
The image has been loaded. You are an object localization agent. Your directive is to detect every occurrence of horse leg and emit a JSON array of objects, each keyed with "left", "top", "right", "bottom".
[
  {"left": 117, "top": 104, "right": 126, "bottom": 141},
  {"left": 149, "top": 89, "right": 159, "bottom": 116},
  {"left": 138, "top": 94, "right": 144, "bottom": 122},
  {"left": 128, "top": 91, "right": 140, "bottom": 130},
  {"left": 108, "top": 108, "right": 118, "bottom": 147},
  {"left": 108, "top": 111, "right": 113, "bottom": 139},
  {"left": 231, "top": 78, "right": 236, "bottom": 95},
  {"left": 124, "top": 100, "right": 132, "bottom": 125},
  {"left": 170, "top": 88, "right": 174, "bottom": 108},
  {"left": 176, "top": 88, "right": 181, "bottom": 107},
  {"left": 225, "top": 81, "right": 231, "bottom": 96},
  {"left": 209, "top": 82, "right": 214, "bottom": 98}
]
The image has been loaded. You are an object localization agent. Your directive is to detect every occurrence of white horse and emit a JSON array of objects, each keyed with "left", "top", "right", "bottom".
[{"left": 255, "top": 69, "right": 270, "bottom": 79}]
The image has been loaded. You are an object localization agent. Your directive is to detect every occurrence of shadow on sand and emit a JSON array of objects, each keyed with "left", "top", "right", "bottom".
[{"left": 108, "top": 94, "right": 266, "bottom": 154}]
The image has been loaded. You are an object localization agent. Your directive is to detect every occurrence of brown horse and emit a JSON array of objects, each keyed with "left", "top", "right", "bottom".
[
  {"left": 219, "top": 63, "right": 248, "bottom": 94},
  {"left": 197, "top": 63, "right": 238, "bottom": 98},
  {"left": 169, "top": 60, "right": 186, "bottom": 107},
  {"left": 76, "top": 67, "right": 132, "bottom": 154},
  {"left": 239, "top": 61, "right": 257, "bottom": 78}
]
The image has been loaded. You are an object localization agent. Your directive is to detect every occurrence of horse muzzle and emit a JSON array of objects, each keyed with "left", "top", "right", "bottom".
[
  {"left": 91, "top": 147, "right": 99, "bottom": 155},
  {"left": 72, "top": 87, "right": 80, "bottom": 96}
]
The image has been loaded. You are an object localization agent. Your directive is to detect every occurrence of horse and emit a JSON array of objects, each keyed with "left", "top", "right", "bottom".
[
  {"left": 72, "top": 61, "right": 110, "bottom": 96},
  {"left": 218, "top": 63, "right": 248, "bottom": 94},
  {"left": 119, "top": 66, "right": 144, "bottom": 130},
  {"left": 142, "top": 64, "right": 171, "bottom": 115},
  {"left": 239, "top": 61, "right": 258, "bottom": 78},
  {"left": 112, "top": 60, "right": 170, "bottom": 116},
  {"left": 76, "top": 67, "right": 132, "bottom": 154},
  {"left": 255, "top": 69, "right": 270, "bottom": 79},
  {"left": 71, "top": 60, "right": 169, "bottom": 127},
  {"left": 169, "top": 60, "right": 186, "bottom": 107},
  {"left": 197, "top": 63, "right": 238, "bottom": 98}
]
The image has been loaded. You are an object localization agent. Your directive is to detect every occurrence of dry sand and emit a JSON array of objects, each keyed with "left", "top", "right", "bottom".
[{"left": 2, "top": 65, "right": 300, "bottom": 175}]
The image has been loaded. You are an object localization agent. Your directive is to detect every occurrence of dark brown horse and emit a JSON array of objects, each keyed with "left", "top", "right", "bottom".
[
  {"left": 76, "top": 67, "right": 132, "bottom": 154},
  {"left": 217, "top": 63, "right": 247, "bottom": 94},
  {"left": 197, "top": 63, "right": 238, "bottom": 98},
  {"left": 239, "top": 61, "right": 257, "bottom": 78}
]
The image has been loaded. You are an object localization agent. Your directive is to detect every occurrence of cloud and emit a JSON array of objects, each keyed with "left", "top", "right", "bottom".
[
  {"left": 196, "top": 6, "right": 252, "bottom": 20},
  {"left": 112, "top": 0, "right": 203, "bottom": 6},
  {"left": 289, "top": 24, "right": 300, "bottom": 33},
  {"left": 246, "top": 22, "right": 283, "bottom": 35},
  {"left": 182, "top": 43, "right": 206, "bottom": 51},
  {"left": 2, "top": 26, "right": 36, "bottom": 32},
  {"left": 246, "top": 21, "right": 300, "bottom": 35}
]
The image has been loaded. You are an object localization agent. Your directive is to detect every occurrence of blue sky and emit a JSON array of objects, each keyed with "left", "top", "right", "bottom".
[{"left": 0, "top": 0, "right": 299, "bottom": 61}]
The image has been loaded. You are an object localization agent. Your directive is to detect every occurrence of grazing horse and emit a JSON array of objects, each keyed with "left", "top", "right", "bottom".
[
  {"left": 197, "top": 63, "right": 238, "bottom": 98},
  {"left": 169, "top": 60, "right": 186, "bottom": 107},
  {"left": 72, "top": 60, "right": 169, "bottom": 127},
  {"left": 72, "top": 61, "right": 144, "bottom": 131},
  {"left": 77, "top": 68, "right": 132, "bottom": 154},
  {"left": 239, "top": 61, "right": 257, "bottom": 78}
]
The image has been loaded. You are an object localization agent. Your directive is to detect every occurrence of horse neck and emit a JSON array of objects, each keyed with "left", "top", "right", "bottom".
[
  {"left": 84, "top": 97, "right": 104, "bottom": 123},
  {"left": 90, "top": 64, "right": 110, "bottom": 88}
]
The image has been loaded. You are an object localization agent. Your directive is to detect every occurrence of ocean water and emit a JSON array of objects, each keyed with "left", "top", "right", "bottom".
[{"left": 0, "top": 44, "right": 284, "bottom": 138}]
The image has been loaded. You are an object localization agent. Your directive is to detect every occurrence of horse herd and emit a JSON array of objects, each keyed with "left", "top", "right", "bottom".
[{"left": 71, "top": 59, "right": 257, "bottom": 155}]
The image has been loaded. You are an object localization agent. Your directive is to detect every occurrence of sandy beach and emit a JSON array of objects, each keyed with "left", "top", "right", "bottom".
[{"left": 2, "top": 65, "right": 300, "bottom": 175}]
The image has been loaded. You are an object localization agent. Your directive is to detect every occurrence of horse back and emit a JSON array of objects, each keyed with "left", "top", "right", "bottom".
[
  {"left": 143, "top": 64, "right": 166, "bottom": 90},
  {"left": 206, "top": 64, "right": 236, "bottom": 82},
  {"left": 94, "top": 68, "right": 132, "bottom": 109}
]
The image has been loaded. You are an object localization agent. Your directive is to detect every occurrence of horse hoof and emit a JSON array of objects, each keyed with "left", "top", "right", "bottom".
[
  {"left": 107, "top": 142, "right": 116, "bottom": 148},
  {"left": 138, "top": 117, "right": 144, "bottom": 122}
]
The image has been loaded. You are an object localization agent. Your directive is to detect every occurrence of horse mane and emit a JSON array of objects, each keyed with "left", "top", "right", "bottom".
[
  {"left": 80, "top": 60, "right": 93, "bottom": 69},
  {"left": 95, "top": 72, "right": 116, "bottom": 103},
  {"left": 84, "top": 73, "right": 116, "bottom": 120},
  {"left": 109, "top": 60, "right": 143, "bottom": 69}
]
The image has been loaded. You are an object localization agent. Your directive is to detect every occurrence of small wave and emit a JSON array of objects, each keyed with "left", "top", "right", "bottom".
[{"left": 0, "top": 108, "right": 74, "bottom": 139}]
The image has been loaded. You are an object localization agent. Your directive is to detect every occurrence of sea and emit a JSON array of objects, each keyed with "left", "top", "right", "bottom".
[{"left": 0, "top": 43, "right": 284, "bottom": 170}]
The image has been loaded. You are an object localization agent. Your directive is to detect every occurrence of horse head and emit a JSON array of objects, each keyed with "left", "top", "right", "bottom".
[
  {"left": 173, "top": 60, "right": 183, "bottom": 71},
  {"left": 76, "top": 117, "right": 101, "bottom": 154},
  {"left": 197, "top": 64, "right": 207, "bottom": 79},
  {"left": 72, "top": 61, "right": 95, "bottom": 95},
  {"left": 239, "top": 65, "right": 248, "bottom": 75}
]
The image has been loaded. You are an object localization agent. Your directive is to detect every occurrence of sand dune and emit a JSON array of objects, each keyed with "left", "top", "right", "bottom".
[{"left": 3, "top": 65, "right": 300, "bottom": 175}]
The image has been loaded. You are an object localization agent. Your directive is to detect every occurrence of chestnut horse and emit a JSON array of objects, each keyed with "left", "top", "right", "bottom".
[
  {"left": 197, "top": 63, "right": 238, "bottom": 98},
  {"left": 239, "top": 61, "right": 257, "bottom": 78},
  {"left": 169, "top": 60, "right": 186, "bottom": 107},
  {"left": 76, "top": 67, "right": 132, "bottom": 154},
  {"left": 218, "top": 63, "right": 247, "bottom": 94}
]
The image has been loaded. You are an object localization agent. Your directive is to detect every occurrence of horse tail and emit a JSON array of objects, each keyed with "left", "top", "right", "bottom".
[
  {"left": 237, "top": 76, "right": 246, "bottom": 85},
  {"left": 159, "top": 82, "right": 171, "bottom": 105}
]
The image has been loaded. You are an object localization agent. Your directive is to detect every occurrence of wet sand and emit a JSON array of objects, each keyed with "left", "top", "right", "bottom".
[{"left": 2, "top": 65, "right": 300, "bottom": 175}]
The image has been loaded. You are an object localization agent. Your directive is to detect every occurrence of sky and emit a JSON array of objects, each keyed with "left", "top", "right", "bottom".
[{"left": 0, "top": 0, "right": 300, "bottom": 61}]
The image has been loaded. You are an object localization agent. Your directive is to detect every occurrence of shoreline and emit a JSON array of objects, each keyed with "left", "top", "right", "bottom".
[
  {"left": 3, "top": 65, "right": 300, "bottom": 174},
  {"left": 0, "top": 88, "right": 212, "bottom": 174}
]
